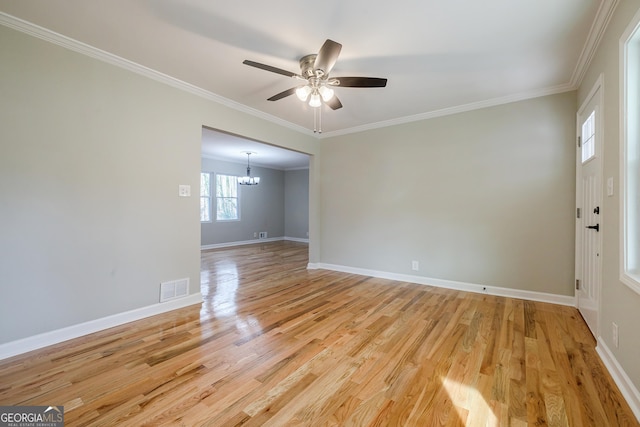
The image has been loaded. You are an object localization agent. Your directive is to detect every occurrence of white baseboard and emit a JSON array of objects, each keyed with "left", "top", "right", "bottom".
[
  {"left": 283, "top": 236, "right": 309, "bottom": 243},
  {"left": 596, "top": 338, "right": 640, "bottom": 422},
  {"left": 308, "top": 263, "right": 639, "bottom": 421},
  {"left": 0, "top": 293, "right": 203, "bottom": 361},
  {"left": 308, "top": 263, "right": 575, "bottom": 306},
  {"left": 201, "top": 237, "right": 282, "bottom": 250},
  {"left": 202, "top": 237, "right": 308, "bottom": 250}
]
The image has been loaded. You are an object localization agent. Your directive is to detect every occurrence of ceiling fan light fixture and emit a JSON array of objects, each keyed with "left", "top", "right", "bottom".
[
  {"left": 295, "top": 85, "right": 312, "bottom": 101},
  {"left": 309, "top": 92, "right": 322, "bottom": 108},
  {"left": 318, "top": 85, "right": 334, "bottom": 102},
  {"left": 243, "top": 39, "right": 388, "bottom": 131}
]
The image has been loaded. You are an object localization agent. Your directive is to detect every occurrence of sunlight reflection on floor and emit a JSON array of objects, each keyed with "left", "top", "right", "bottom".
[
  {"left": 201, "top": 258, "right": 264, "bottom": 336},
  {"left": 204, "top": 260, "right": 239, "bottom": 317},
  {"left": 442, "top": 376, "right": 497, "bottom": 427}
]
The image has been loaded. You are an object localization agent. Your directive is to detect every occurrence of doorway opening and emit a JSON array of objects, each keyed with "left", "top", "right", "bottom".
[{"left": 199, "top": 126, "right": 311, "bottom": 262}]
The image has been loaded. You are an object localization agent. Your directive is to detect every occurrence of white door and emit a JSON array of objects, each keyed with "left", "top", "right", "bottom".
[{"left": 576, "top": 81, "right": 602, "bottom": 337}]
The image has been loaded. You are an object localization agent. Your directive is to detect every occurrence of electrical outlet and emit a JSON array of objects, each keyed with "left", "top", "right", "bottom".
[
  {"left": 253, "top": 232, "right": 257, "bottom": 238},
  {"left": 411, "top": 260, "right": 419, "bottom": 271},
  {"left": 612, "top": 322, "right": 619, "bottom": 348}
]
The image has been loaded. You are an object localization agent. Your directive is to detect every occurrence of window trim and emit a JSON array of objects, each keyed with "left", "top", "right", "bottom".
[
  {"left": 620, "top": 10, "right": 640, "bottom": 295},
  {"left": 215, "top": 173, "right": 240, "bottom": 222},
  {"left": 200, "top": 172, "right": 212, "bottom": 223}
]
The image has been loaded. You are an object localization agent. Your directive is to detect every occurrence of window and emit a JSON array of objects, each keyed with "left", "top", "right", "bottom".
[
  {"left": 216, "top": 174, "right": 239, "bottom": 221},
  {"left": 200, "top": 172, "right": 211, "bottom": 222},
  {"left": 581, "top": 110, "right": 596, "bottom": 163},
  {"left": 621, "top": 14, "right": 640, "bottom": 294}
]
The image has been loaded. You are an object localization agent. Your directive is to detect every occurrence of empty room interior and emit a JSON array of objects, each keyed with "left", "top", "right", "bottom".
[{"left": 1, "top": 1, "right": 640, "bottom": 425}]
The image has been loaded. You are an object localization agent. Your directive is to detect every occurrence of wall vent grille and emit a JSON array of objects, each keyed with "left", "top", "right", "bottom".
[{"left": 160, "top": 278, "right": 190, "bottom": 303}]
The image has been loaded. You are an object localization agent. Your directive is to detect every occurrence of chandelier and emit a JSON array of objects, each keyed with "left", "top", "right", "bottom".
[{"left": 238, "top": 152, "right": 260, "bottom": 186}]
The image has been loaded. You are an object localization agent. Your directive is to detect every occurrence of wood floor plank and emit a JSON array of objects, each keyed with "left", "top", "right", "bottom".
[{"left": 0, "top": 241, "right": 637, "bottom": 426}]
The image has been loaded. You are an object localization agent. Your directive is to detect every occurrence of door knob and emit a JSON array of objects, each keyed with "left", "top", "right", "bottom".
[{"left": 586, "top": 224, "right": 599, "bottom": 232}]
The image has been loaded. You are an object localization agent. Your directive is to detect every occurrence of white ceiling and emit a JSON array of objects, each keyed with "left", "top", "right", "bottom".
[
  {"left": 201, "top": 128, "right": 309, "bottom": 170},
  {"left": 0, "top": 0, "right": 609, "bottom": 167}
]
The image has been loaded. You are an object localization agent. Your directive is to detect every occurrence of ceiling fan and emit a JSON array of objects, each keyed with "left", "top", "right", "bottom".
[{"left": 242, "top": 39, "right": 387, "bottom": 111}]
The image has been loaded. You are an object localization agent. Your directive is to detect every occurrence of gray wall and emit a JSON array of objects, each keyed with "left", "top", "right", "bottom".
[
  {"left": 577, "top": 0, "right": 640, "bottom": 392},
  {"left": 4, "top": 6, "right": 639, "bottom": 400},
  {"left": 200, "top": 157, "right": 310, "bottom": 245},
  {"left": 0, "top": 24, "right": 319, "bottom": 344},
  {"left": 200, "top": 157, "right": 285, "bottom": 245},
  {"left": 320, "top": 92, "right": 577, "bottom": 295},
  {"left": 285, "top": 169, "right": 310, "bottom": 240}
]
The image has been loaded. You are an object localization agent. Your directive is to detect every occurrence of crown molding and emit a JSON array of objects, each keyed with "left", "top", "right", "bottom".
[
  {"left": 1, "top": 10, "right": 603, "bottom": 140},
  {"left": 570, "top": 0, "right": 619, "bottom": 87},
  {"left": 319, "top": 83, "right": 575, "bottom": 138},
  {"left": 284, "top": 166, "right": 310, "bottom": 171},
  {"left": 0, "top": 12, "right": 313, "bottom": 137}
]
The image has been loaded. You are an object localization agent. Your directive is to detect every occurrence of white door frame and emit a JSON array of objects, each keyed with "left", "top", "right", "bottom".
[{"left": 575, "top": 74, "right": 604, "bottom": 338}]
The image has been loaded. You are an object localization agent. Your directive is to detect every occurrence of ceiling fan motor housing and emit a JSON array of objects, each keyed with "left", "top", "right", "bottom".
[
  {"left": 242, "top": 39, "right": 386, "bottom": 115},
  {"left": 300, "top": 54, "right": 318, "bottom": 78}
]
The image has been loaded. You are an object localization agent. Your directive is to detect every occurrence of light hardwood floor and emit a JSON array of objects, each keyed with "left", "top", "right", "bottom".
[{"left": 0, "top": 241, "right": 637, "bottom": 426}]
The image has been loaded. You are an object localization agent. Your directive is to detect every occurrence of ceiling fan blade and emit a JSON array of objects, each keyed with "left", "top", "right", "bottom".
[
  {"left": 267, "top": 87, "right": 297, "bottom": 101},
  {"left": 314, "top": 39, "right": 342, "bottom": 76},
  {"left": 335, "top": 77, "right": 387, "bottom": 88},
  {"left": 326, "top": 95, "right": 343, "bottom": 110},
  {"left": 243, "top": 60, "right": 297, "bottom": 78}
]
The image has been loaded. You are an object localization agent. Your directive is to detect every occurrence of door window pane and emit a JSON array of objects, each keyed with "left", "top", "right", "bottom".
[{"left": 581, "top": 110, "right": 595, "bottom": 163}]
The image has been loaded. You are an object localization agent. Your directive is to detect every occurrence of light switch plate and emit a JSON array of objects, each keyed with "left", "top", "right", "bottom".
[{"left": 178, "top": 184, "right": 191, "bottom": 197}]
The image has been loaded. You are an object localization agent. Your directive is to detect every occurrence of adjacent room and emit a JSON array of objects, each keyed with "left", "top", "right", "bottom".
[
  {"left": 200, "top": 127, "right": 310, "bottom": 249},
  {"left": 1, "top": 1, "right": 640, "bottom": 425}
]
